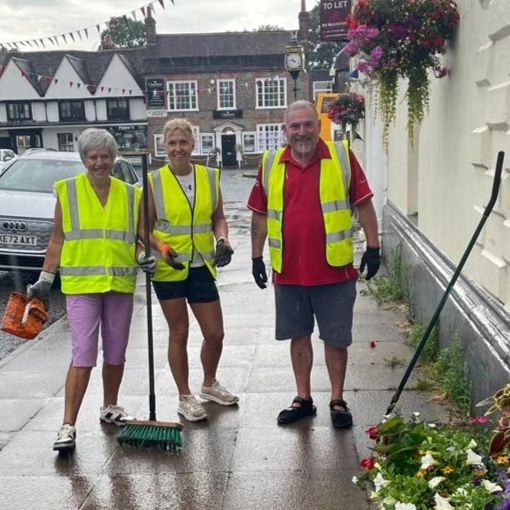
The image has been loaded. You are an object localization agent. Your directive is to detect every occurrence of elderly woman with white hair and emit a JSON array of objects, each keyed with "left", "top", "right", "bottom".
[{"left": 27, "top": 128, "right": 147, "bottom": 454}]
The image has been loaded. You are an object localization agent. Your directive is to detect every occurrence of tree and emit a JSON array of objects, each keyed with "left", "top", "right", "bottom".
[
  {"left": 256, "top": 25, "right": 285, "bottom": 31},
  {"left": 306, "top": 1, "right": 345, "bottom": 70},
  {"left": 100, "top": 17, "right": 146, "bottom": 49}
]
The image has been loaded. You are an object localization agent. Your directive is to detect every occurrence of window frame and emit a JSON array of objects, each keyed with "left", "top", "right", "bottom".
[
  {"left": 166, "top": 80, "right": 199, "bottom": 112},
  {"left": 216, "top": 79, "right": 236, "bottom": 110},
  {"left": 57, "top": 133, "right": 74, "bottom": 152},
  {"left": 256, "top": 123, "right": 285, "bottom": 152},
  {"left": 242, "top": 132, "right": 257, "bottom": 153},
  {"left": 106, "top": 98, "right": 130, "bottom": 121},
  {"left": 255, "top": 77, "right": 287, "bottom": 109},
  {"left": 7, "top": 102, "right": 32, "bottom": 121},
  {"left": 58, "top": 100, "right": 86, "bottom": 121}
]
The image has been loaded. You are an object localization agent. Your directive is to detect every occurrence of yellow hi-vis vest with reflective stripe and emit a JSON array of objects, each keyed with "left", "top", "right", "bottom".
[
  {"left": 149, "top": 164, "right": 219, "bottom": 282},
  {"left": 55, "top": 173, "right": 141, "bottom": 295},
  {"left": 262, "top": 140, "right": 353, "bottom": 274}
]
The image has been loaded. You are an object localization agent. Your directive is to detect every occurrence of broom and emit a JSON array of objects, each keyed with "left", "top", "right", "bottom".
[{"left": 117, "top": 152, "right": 183, "bottom": 449}]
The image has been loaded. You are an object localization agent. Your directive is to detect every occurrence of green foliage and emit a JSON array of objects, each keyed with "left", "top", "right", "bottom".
[
  {"left": 256, "top": 25, "right": 285, "bottom": 31},
  {"left": 305, "top": 1, "right": 343, "bottom": 70},
  {"left": 385, "top": 355, "right": 406, "bottom": 369},
  {"left": 101, "top": 17, "right": 146, "bottom": 49},
  {"left": 433, "top": 337, "right": 472, "bottom": 416},
  {"left": 407, "top": 322, "right": 439, "bottom": 364}
]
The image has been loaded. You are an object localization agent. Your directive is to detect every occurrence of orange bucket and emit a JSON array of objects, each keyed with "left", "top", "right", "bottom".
[{"left": 1, "top": 292, "right": 49, "bottom": 340}]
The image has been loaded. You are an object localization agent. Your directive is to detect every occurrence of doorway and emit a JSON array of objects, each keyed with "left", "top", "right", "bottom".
[{"left": 221, "top": 134, "right": 236, "bottom": 167}]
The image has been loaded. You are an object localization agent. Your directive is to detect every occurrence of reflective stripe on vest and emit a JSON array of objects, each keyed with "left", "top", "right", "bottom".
[
  {"left": 149, "top": 164, "right": 219, "bottom": 282},
  {"left": 56, "top": 173, "right": 140, "bottom": 295},
  {"left": 262, "top": 141, "right": 354, "bottom": 273}
]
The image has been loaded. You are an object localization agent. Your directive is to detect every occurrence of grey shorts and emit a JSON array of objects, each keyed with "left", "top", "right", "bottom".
[{"left": 274, "top": 280, "right": 357, "bottom": 348}]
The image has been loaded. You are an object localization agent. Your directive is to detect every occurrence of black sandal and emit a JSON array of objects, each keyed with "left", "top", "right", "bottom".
[
  {"left": 330, "top": 399, "right": 353, "bottom": 429},
  {"left": 277, "top": 396, "right": 317, "bottom": 425}
]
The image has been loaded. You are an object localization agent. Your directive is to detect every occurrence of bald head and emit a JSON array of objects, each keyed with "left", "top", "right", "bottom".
[{"left": 284, "top": 100, "right": 319, "bottom": 124}]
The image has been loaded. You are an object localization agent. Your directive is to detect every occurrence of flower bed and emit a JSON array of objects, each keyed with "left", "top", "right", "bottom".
[
  {"left": 345, "top": 0, "right": 459, "bottom": 143},
  {"left": 355, "top": 385, "right": 510, "bottom": 509}
]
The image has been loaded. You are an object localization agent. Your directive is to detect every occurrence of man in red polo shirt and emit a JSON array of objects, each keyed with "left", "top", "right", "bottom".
[{"left": 248, "top": 100, "right": 380, "bottom": 428}]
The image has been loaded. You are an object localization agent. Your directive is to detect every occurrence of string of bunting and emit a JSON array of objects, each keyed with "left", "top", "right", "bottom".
[{"left": 0, "top": 0, "right": 175, "bottom": 51}]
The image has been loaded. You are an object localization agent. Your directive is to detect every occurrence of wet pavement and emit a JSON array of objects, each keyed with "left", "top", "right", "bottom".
[{"left": 0, "top": 170, "right": 448, "bottom": 509}]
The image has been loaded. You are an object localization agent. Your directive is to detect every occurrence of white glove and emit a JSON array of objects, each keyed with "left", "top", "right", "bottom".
[
  {"left": 137, "top": 251, "right": 157, "bottom": 275},
  {"left": 27, "top": 271, "right": 55, "bottom": 303}
]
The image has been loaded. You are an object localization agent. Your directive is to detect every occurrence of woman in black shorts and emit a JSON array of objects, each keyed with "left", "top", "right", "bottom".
[{"left": 143, "top": 119, "right": 238, "bottom": 422}]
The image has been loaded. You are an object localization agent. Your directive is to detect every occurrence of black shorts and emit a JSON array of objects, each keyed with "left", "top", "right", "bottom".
[{"left": 152, "top": 266, "right": 219, "bottom": 303}]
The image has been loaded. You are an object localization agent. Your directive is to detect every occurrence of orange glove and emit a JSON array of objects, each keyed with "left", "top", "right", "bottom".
[{"left": 158, "top": 242, "right": 185, "bottom": 270}]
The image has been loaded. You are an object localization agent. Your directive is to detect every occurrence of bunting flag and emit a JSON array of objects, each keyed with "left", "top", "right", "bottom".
[{"left": 0, "top": 0, "right": 176, "bottom": 50}]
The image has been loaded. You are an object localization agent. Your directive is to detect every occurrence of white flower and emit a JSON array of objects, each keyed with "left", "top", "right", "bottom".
[
  {"left": 428, "top": 423, "right": 437, "bottom": 428},
  {"left": 413, "top": 411, "right": 421, "bottom": 417},
  {"left": 467, "top": 439, "right": 477, "bottom": 448},
  {"left": 428, "top": 476, "right": 445, "bottom": 489},
  {"left": 420, "top": 452, "right": 437, "bottom": 470},
  {"left": 481, "top": 479, "right": 503, "bottom": 493},
  {"left": 395, "top": 503, "right": 417, "bottom": 510},
  {"left": 352, "top": 475, "right": 358, "bottom": 484},
  {"left": 374, "top": 472, "right": 389, "bottom": 492},
  {"left": 454, "top": 486, "right": 468, "bottom": 496},
  {"left": 465, "top": 448, "right": 483, "bottom": 466},
  {"left": 434, "top": 493, "right": 454, "bottom": 510}
]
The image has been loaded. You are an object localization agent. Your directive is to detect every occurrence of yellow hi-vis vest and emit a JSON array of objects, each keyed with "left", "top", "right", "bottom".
[
  {"left": 149, "top": 164, "right": 220, "bottom": 282},
  {"left": 55, "top": 173, "right": 141, "bottom": 295},
  {"left": 261, "top": 140, "right": 353, "bottom": 273}
]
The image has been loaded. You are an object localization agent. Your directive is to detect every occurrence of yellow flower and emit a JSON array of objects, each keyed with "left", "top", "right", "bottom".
[
  {"left": 416, "top": 470, "right": 427, "bottom": 478},
  {"left": 496, "top": 455, "right": 510, "bottom": 465},
  {"left": 441, "top": 466, "right": 455, "bottom": 475}
]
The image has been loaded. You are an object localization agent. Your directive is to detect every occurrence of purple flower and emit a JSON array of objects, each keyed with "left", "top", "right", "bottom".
[
  {"left": 371, "top": 46, "right": 384, "bottom": 60},
  {"left": 357, "top": 60, "right": 372, "bottom": 74}
]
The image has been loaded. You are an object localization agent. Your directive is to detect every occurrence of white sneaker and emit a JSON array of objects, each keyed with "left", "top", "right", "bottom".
[
  {"left": 53, "top": 423, "right": 76, "bottom": 453},
  {"left": 200, "top": 380, "right": 239, "bottom": 406},
  {"left": 177, "top": 395, "right": 208, "bottom": 422},
  {"left": 100, "top": 404, "right": 134, "bottom": 426}
]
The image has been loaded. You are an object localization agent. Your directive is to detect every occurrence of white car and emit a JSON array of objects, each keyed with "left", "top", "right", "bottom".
[
  {"left": 0, "top": 149, "right": 140, "bottom": 272},
  {"left": 0, "top": 149, "right": 17, "bottom": 174}
]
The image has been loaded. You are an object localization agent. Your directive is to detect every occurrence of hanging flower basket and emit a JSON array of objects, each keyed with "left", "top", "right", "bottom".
[
  {"left": 327, "top": 92, "right": 365, "bottom": 133},
  {"left": 345, "top": 0, "right": 459, "bottom": 144}
]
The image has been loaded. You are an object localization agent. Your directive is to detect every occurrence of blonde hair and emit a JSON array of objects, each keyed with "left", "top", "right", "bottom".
[{"left": 162, "top": 119, "right": 194, "bottom": 142}]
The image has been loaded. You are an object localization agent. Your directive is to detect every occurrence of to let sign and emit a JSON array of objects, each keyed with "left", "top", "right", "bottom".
[{"left": 320, "top": 0, "right": 352, "bottom": 42}]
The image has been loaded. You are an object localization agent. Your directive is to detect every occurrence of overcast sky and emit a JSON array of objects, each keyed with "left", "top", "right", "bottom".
[{"left": 0, "top": 0, "right": 306, "bottom": 51}]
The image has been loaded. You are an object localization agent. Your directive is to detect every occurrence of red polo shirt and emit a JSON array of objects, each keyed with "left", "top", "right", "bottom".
[{"left": 247, "top": 139, "right": 374, "bottom": 286}]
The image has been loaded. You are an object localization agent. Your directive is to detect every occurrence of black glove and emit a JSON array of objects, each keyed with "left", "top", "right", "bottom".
[
  {"left": 137, "top": 252, "right": 157, "bottom": 275},
  {"left": 252, "top": 256, "right": 268, "bottom": 289},
  {"left": 359, "top": 247, "right": 381, "bottom": 280},
  {"left": 159, "top": 243, "right": 185, "bottom": 271},
  {"left": 26, "top": 271, "right": 55, "bottom": 305},
  {"left": 213, "top": 239, "right": 234, "bottom": 267}
]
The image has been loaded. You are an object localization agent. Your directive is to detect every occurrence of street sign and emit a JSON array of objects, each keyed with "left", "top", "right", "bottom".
[{"left": 320, "top": 0, "right": 352, "bottom": 42}]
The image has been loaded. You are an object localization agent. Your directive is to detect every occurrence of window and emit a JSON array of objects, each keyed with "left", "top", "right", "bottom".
[
  {"left": 200, "top": 133, "right": 215, "bottom": 155},
  {"left": 255, "top": 77, "right": 286, "bottom": 109},
  {"left": 59, "top": 101, "right": 85, "bottom": 121},
  {"left": 313, "top": 80, "right": 333, "bottom": 99},
  {"left": 7, "top": 102, "right": 32, "bottom": 121},
  {"left": 243, "top": 132, "right": 256, "bottom": 153},
  {"left": 154, "top": 134, "right": 166, "bottom": 158},
  {"left": 217, "top": 79, "right": 235, "bottom": 110},
  {"left": 167, "top": 81, "right": 198, "bottom": 111},
  {"left": 58, "top": 133, "right": 74, "bottom": 152},
  {"left": 107, "top": 98, "right": 130, "bottom": 120},
  {"left": 257, "top": 124, "right": 284, "bottom": 151}
]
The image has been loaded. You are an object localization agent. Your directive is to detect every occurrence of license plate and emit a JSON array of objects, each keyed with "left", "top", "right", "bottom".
[{"left": 0, "top": 234, "right": 37, "bottom": 246}]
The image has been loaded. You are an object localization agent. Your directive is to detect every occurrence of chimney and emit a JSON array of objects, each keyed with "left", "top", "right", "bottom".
[
  {"left": 298, "top": 0, "right": 310, "bottom": 42},
  {"left": 145, "top": 7, "right": 157, "bottom": 46}
]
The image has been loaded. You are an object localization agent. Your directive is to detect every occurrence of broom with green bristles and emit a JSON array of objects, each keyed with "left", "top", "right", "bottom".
[{"left": 117, "top": 152, "right": 183, "bottom": 450}]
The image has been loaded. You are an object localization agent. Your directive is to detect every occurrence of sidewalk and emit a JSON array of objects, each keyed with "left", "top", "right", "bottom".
[{"left": 0, "top": 198, "right": 447, "bottom": 509}]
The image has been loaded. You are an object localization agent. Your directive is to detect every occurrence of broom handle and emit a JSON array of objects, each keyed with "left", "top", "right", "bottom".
[
  {"left": 141, "top": 153, "right": 157, "bottom": 422},
  {"left": 386, "top": 151, "right": 505, "bottom": 416}
]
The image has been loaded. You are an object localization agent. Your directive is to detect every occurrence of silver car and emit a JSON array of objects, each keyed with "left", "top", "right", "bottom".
[
  {"left": 0, "top": 149, "right": 17, "bottom": 175},
  {"left": 0, "top": 149, "right": 140, "bottom": 272}
]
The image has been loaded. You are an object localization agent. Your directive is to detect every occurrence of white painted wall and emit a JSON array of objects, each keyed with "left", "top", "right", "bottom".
[
  {"left": 0, "top": 60, "right": 41, "bottom": 100},
  {"left": 365, "top": 0, "right": 510, "bottom": 311},
  {"left": 44, "top": 57, "right": 92, "bottom": 100}
]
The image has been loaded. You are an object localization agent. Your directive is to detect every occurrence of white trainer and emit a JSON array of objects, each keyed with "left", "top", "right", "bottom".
[
  {"left": 200, "top": 380, "right": 239, "bottom": 406},
  {"left": 100, "top": 404, "right": 134, "bottom": 426},
  {"left": 53, "top": 423, "right": 76, "bottom": 453},
  {"left": 177, "top": 395, "right": 208, "bottom": 422}
]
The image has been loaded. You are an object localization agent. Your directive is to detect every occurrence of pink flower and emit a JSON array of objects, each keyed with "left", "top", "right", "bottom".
[
  {"left": 370, "top": 340, "right": 378, "bottom": 349},
  {"left": 471, "top": 416, "right": 489, "bottom": 425},
  {"left": 360, "top": 457, "right": 375, "bottom": 470},
  {"left": 367, "top": 426, "right": 380, "bottom": 440}
]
